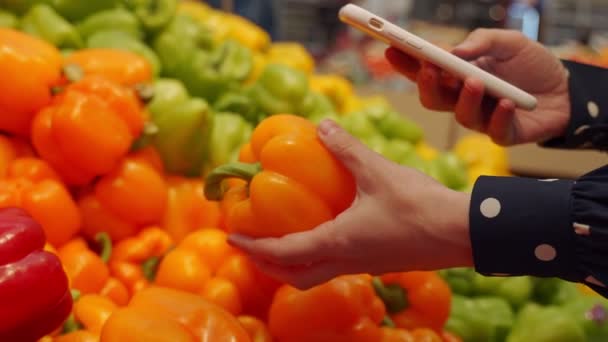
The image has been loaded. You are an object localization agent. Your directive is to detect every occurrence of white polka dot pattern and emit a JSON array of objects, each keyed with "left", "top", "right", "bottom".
[
  {"left": 535, "top": 244, "right": 557, "bottom": 262},
  {"left": 588, "top": 101, "right": 600, "bottom": 118},
  {"left": 480, "top": 198, "right": 501, "bottom": 218}
]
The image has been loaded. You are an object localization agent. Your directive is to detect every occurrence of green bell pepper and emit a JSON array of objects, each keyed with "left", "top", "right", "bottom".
[
  {"left": 308, "top": 112, "right": 341, "bottom": 125},
  {"left": 121, "top": 0, "right": 177, "bottom": 35},
  {"left": 77, "top": 8, "right": 143, "bottom": 41},
  {"left": 157, "top": 14, "right": 213, "bottom": 50},
  {"left": 20, "top": 3, "right": 83, "bottom": 49},
  {"left": 438, "top": 268, "right": 477, "bottom": 296},
  {"left": 213, "top": 92, "right": 261, "bottom": 124},
  {"left": 154, "top": 21, "right": 251, "bottom": 103},
  {"left": 446, "top": 295, "right": 515, "bottom": 342},
  {"left": 338, "top": 113, "right": 379, "bottom": 140},
  {"left": 0, "top": 0, "right": 41, "bottom": 15},
  {"left": 383, "top": 139, "right": 415, "bottom": 164},
  {"left": 248, "top": 64, "right": 310, "bottom": 116},
  {"left": 563, "top": 295, "right": 608, "bottom": 341},
  {"left": 205, "top": 112, "right": 253, "bottom": 172},
  {"left": 376, "top": 112, "right": 423, "bottom": 144},
  {"left": 299, "top": 91, "right": 336, "bottom": 118},
  {"left": 471, "top": 273, "right": 534, "bottom": 309},
  {"left": 49, "top": 0, "right": 120, "bottom": 22},
  {"left": 507, "top": 303, "right": 586, "bottom": 342},
  {"left": 86, "top": 30, "right": 161, "bottom": 76},
  {"left": 0, "top": 9, "right": 17, "bottom": 28},
  {"left": 427, "top": 152, "right": 468, "bottom": 190},
  {"left": 145, "top": 78, "right": 213, "bottom": 177},
  {"left": 531, "top": 277, "right": 581, "bottom": 306}
]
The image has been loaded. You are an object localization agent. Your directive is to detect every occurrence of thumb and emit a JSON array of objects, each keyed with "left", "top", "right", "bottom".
[
  {"left": 317, "top": 119, "right": 380, "bottom": 179},
  {"left": 452, "top": 28, "right": 526, "bottom": 61}
]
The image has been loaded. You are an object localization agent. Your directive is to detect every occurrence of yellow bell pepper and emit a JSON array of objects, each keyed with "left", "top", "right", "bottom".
[
  {"left": 178, "top": 1, "right": 270, "bottom": 52},
  {"left": 244, "top": 51, "right": 267, "bottom": 85},
  {"left": 342, "top": 95, "right": 391, "bottom": 115},
  {"left": 309, "top": 74, "right": 354, "bottom": 113},
  {"left": 415, "top": 141, "right": 439, "bottom": 161},
  {"left": 453, "top": 134, "right": 509, "bottom": 171},
  {"left": 266, "top": 42, "right": 315, "bottom": 75},
  {"left": 467, "top": 164, "right": 511, "bottom": 185}
]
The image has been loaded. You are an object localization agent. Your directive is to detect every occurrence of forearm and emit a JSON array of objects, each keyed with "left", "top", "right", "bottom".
[{"left": 467, "top": 165, "right": 608, "bottom": 298}]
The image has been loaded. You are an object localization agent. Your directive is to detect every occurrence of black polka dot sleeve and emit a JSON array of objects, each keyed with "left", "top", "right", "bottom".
[
  {"left": 469, "top": 166, "right": 608, "bottom": 297},
  {"left": 541, "top": 60, "right": 608, "bottom": 150}
]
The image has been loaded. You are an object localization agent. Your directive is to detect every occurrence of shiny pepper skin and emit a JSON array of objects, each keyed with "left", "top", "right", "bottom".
[
  {"left": 0, "top": 28, "right": 62, "bottom": 136},
  {"left": 31, "top": 75, "right": 147, "bottom": 186}
]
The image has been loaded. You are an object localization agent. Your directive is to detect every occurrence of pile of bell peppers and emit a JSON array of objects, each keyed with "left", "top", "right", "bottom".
[
  {"left": 0, "top": 1, "right": 566, "bottom": 341},
  {"left": 439, "top": 267, "right": 608, "bottom": 341}
]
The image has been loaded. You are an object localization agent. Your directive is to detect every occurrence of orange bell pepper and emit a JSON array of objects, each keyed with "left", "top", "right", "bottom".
[
  {"left": 0, "top": 135, "right": 34, "bottom": 177},
  {"left": 108, "top": 227, "right": 173, "bottom": 296},
  {"left": 154, "top": 229, "right": 235, "bottom": 297},
  {"left": 205, "top": 114, "right": 356, "bottom": 238},
  {"left": 72, "top": 294, "right": 118, "bottom": 334},
  {"left": 200, "top": 277, "right": 242, "bottom": 316},
  {"left": 99, "top": 278, "right": 130, "bottom": 307},
  {"left": 381, "top": 327, "right": 444, "bottom": 342},
  {"left": 161, "top": 176, "right": 221, "bottom": 243},
  {"left": 0, "top": 157, "right": 80, "bottom": 246},
  {"left": 215, "top": 253, "right": 282, "bottom": 320},
  {"left": 58, "top": 234, "right": 111, "bottom": 295},
  {"left": 268, "top": 275, "right": 386, "bottom": 342},
  {"left": 79, "top": 154, "right": 168, "bottom": 241},
  {"left": 441, "top": 331, "right": 463, "bottom": 342},
  {"left": 238, "top": 316, "right": 273, "bottom": 342},
  {"left": 63, "top": 49, "right": 153, "bottom": 87},
  {"left": 53, "top": 330, "right": 99, "bottom": 342},
  {"left": 99, "top": 286, "right": 251, "bottom": 342},
  {"left": 373, "top": 272, "right": 452, "bottom": 333},
  {"left": 0, "top": 28, "right": 62, "bottom": 136},
  {"left": 31, "top": 75, "right": 147, "bottom": 186}
]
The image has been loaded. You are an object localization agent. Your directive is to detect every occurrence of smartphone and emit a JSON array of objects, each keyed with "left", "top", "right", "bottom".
[{"left": 338, "top": 4, "right": 538, "bottom": 111}]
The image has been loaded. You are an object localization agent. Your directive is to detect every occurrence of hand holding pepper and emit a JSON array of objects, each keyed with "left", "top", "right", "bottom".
[{"left": 227, "top": 119, "right": 473, "bottom": 290}]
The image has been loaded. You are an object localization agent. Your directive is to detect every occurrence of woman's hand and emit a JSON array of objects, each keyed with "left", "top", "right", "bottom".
[
  {"left": 228, "top": 120, "right": 473, "bottom": 290},
  {"left": 387, "top": 28, "right": 571, "bottom": 146}
]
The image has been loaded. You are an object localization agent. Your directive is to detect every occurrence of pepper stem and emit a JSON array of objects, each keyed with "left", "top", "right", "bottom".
[
  {"left": 372, "top": 277, "right": 408, "bottom": 314},
  {"left": 63, "top": 64, "right": 84, "bottom": 83},
  {"left": 142, "top": 256, "right": 161, "bottom": 282},
  {"left": 61, "top": 314, "right": 82, "bottom": 334},
  {"left": 204, "top": 162, "right": 262, "bottom": 201},
  {"left": 381, "top": 315, "right": 396, "bottom": 328},
  {"left": 70, "top": 289, "right": 81, "bottom": 302},
  {"left": 95, "top": 232, "right": 112, "bottom": 263}
]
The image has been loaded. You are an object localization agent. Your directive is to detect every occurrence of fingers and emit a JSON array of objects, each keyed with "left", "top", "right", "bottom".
[
  {"left": 486, "top": 99, "right": 517, "bottom": 146},
  {"left": 418, "top": 62, "right": 458, "bottom": 111},
  {"left": 385, "top": 47, "right": 420, "bottom": 81},
  {"left": 227, "top": 221, "right": 337, "bottom": 266},
  {"left": 452, "top": 28, "right": 527, "bottom": 61},
  {"left": 317, "top": 119, "right": 383, "bottom": 188},
  {"left": 454, "top": 78, "right": 485, "bottom": 130},
  {"left": 249, "top": 258, "right": 343, "bottom": 290}
]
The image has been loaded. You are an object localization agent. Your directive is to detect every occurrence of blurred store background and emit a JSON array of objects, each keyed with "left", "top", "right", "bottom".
[{"left": 202, "top": 0, "right": 608, "bottom": 178}]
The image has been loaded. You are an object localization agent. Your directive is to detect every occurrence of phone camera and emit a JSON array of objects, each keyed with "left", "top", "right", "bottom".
[{"left": 368, "top": 18, "right": 384, "bottom": 31}]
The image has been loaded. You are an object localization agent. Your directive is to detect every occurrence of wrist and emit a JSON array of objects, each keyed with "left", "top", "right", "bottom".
[{"left": 429, "top": 188, "right": 473, "bottom": 269}]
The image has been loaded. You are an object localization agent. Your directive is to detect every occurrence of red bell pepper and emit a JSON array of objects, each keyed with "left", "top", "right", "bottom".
[{"left": 0, "top": 207, "right": 72, "bottom": 341}]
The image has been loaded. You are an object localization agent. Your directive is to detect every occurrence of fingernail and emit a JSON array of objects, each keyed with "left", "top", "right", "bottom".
[
  {"left": 318, "top": 119, "right": 338, "bottom": 136},
  {"left": 227, "top": 234, "right": 251, "bottom": 247}
]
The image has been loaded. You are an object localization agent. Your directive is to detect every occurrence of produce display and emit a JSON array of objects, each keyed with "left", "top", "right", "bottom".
[{"left": 0, "top": 1, "right": 606, "bottom": 341}]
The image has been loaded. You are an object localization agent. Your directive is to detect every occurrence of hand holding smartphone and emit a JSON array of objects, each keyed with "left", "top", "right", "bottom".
[{"left": 338, "top": 4, "right": 538, "bottom": 111}]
